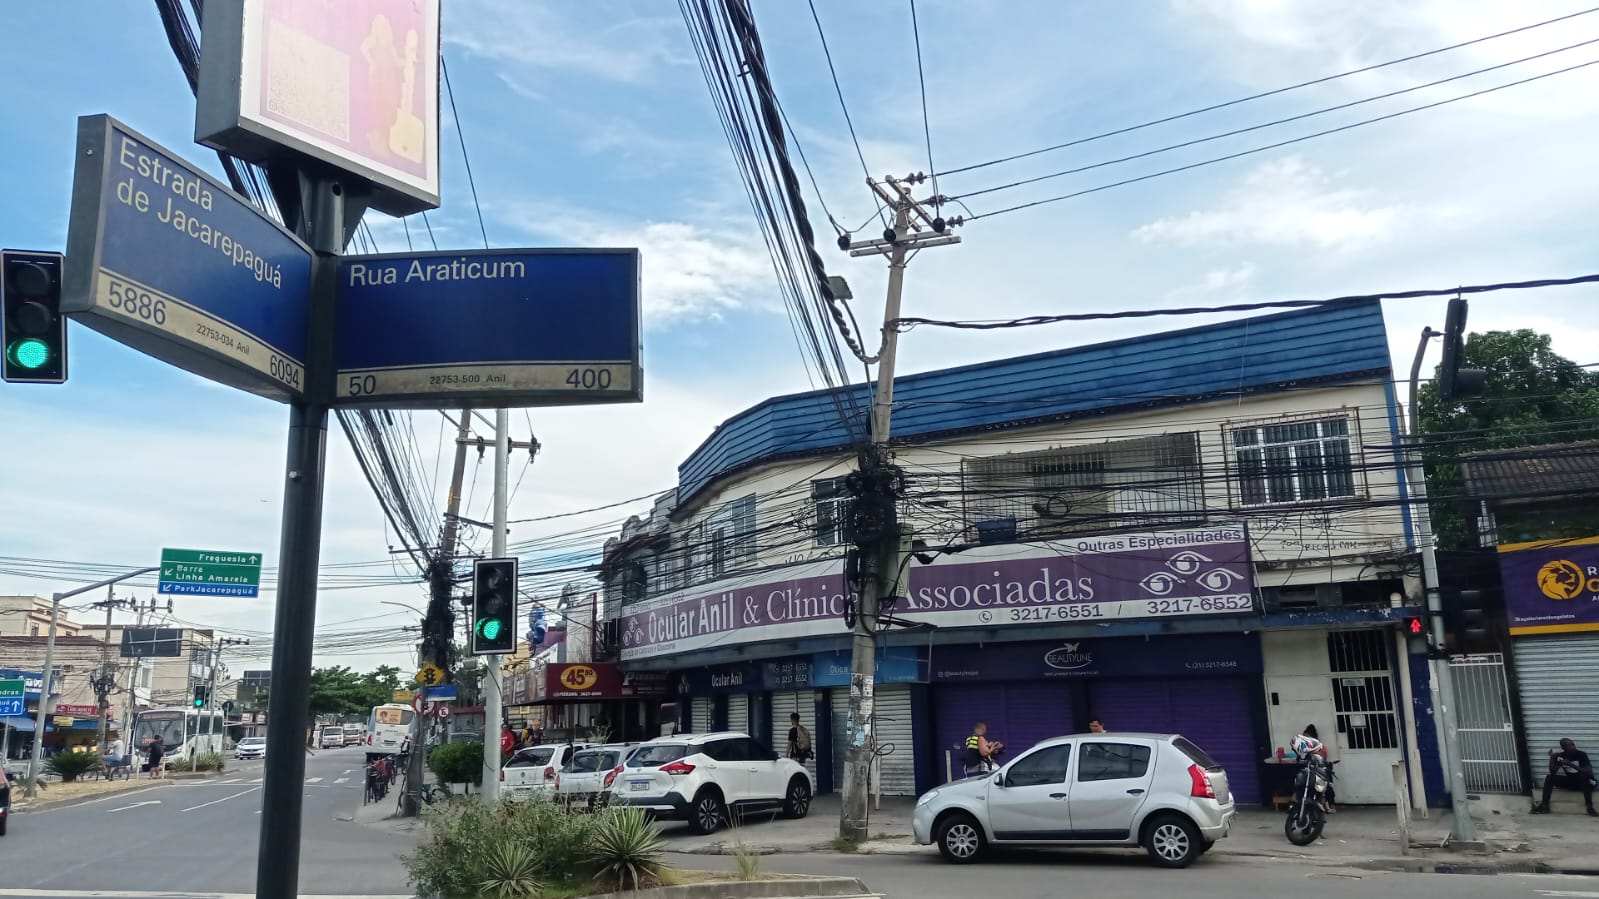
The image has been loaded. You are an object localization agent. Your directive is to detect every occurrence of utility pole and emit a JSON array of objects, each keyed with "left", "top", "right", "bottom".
[
  {"left": 89, "top": 586, "right": 129, "bottom": 755},
  {"left": 207, "top": 637, "right": 249, "bottom": 749},
  {"left": 401, "top": 412, "right": 473, "bottom": 816},
  {"left": 838, "top": 175, "right": 959, "bottom": 841},
  {"left": 482, "top": 408, "right": 511, "bottom": 803},
  {"left": 25, "top": 566, "right": 158, "bottom": 798},
  {"left": 1405, "top": 325, "right": 1478, "bottom": 844}
]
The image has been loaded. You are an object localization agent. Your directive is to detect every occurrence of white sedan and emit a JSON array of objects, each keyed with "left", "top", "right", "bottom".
[{"left": 234, "top": 736, "right": 267, "bottom": 760}]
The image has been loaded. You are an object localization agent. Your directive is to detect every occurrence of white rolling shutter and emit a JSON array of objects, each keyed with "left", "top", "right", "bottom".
[
  {"left": 770, "top": 689, "right": 818, "bottom": 782},
  {"left": 1514, "top": 635, "right": 1599, "bottom": 766},
  {"left": 830, "top": 685, "right": 916, "bottom": 797},
  {"left": 692, "top": 697, "right": 713, "bottom": 736},
  {"left": 727, "top": 693, "right": 750, "bottom": 734},
  {"left": 873, "top": 686, "right": 916, "bottom": 796}
]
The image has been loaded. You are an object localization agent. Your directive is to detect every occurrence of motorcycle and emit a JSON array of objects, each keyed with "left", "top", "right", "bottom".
[{"left": 1284, "top": 753, "right": 1335, "bottom": 846}]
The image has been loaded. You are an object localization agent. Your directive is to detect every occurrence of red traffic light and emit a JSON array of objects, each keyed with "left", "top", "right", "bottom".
[{"left": 1406, "top": 616, "right": 1425, "bottom": 635}]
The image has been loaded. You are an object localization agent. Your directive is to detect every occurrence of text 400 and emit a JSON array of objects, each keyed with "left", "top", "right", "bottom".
[
  {"left": 565, "top": 367, "right": 614, "bottom": 389},
  {"left": 106, "top": 280, "right": 167, "bottom": 326}
]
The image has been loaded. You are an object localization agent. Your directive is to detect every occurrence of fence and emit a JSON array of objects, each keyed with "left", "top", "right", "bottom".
[{"left": 1448, "top": 653, "right": 1525, "bottom": 794}]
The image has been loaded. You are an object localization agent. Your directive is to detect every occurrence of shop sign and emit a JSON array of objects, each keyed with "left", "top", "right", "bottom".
[
  {"left": 0, "top": 669, "right": 45, "bottom": 695},
  {"left": 931, "top": 632, "right": 1263, "bottom": 681},
  {"left": 810, "top": 647, "right": 926, "bottom": 686},
  {"left": 54, "top": 703, "right": 100, "bottom": 717},
  {"left": 619, "top": 526, "right": 1254, "bottom": 661},
  {"left": 1498, "top": 536, "right": 1599, "bottom": 635},
  {"left": 763, "top": 660, "right": 813, "bottom": 690},
  {"left": 678, "top": 661, "right": 762, "bottom": 696},
  {"left": 544, "top": 662, "right": 670, "bottom": 701}
]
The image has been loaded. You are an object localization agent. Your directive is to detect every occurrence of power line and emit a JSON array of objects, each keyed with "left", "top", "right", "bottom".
[
  {"left": 937, "top": 4, "right": 1599, "bottom": 177},
  {"left": 963, "top": 56, "right": 1599, "bottom": 222},
  {"left": 806, "top": 0, "right": 889, "bottom": 229},
  {"left": 441, "top": 55, "right": 491, "bottom": 250},
  {"left": 948, "top": 35, "right": 1599, "bottom": 203},
  {"left": 909, "top": 0, "right": 938, "bottom": 213},
  {"left": 891, "top": 272, "right": 1599, "bottom": 331}
]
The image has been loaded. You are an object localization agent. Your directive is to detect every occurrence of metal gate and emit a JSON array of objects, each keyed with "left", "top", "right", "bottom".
[{"left": 1448, "top": 652, "right": 1524, "bottom": 793}]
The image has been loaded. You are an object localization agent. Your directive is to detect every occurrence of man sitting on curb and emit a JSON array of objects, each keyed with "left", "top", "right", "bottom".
[{"left": 1533, "top": 737, "right": 1597, "bottom": 816}]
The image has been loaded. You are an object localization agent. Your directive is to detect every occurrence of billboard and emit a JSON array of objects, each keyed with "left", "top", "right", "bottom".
[
  {"left": 1498, "top": 536, "right": 1599, "bottom": 635},
  {"left": 196, "top": 0, "right": 442, "bottom": 215},
  {"left": 620, "top": 526, "right": 1255, "bottom": 661}
]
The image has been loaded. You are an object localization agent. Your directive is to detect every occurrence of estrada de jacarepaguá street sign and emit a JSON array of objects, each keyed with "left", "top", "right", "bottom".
[{"left": 158, "top": 548, "right": 263, "bottom": 598}]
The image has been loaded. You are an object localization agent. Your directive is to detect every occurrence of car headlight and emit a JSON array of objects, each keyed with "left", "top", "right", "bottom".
[{"left": 916, "top": 789, "right": 940, "bottom": 808}]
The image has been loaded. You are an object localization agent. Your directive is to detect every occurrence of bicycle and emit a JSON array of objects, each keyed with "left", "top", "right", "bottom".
[{"left": 363, "top": 764, "right": 387, "bottom": 805}]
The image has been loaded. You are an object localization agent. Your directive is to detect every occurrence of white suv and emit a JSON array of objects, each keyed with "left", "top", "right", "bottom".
[{"left": 610, "top": 732, "right": 812, "bottom": 834}]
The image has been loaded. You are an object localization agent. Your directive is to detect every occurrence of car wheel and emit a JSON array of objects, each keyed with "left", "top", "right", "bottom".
[
  {"left": 1, "top": 815, "right": 8, "bottom": 836},
  {"left": 782, "top": 777, "right": 811, "bottom": 819},
  {"left": 1145, "top": 814, "right": 1202, "bottom": 868},
  {"left": 936, "top": 813, "right": 986, "bottom": 864},
  {"left": 688, "top": 790, "right": 726, "bottom": 835}
]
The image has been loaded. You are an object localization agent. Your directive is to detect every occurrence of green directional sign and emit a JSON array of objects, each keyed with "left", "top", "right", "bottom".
[
  {"left": 0, "top": 677, "right": 25, "bottom": 716},
  {"left": 159, "top": 548, "right": 263, "bottom": 597}
]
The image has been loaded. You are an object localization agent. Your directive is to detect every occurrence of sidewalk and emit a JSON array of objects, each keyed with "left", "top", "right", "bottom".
[{"left": 658, "top": 794, "right": 1599, "bottom": 870}]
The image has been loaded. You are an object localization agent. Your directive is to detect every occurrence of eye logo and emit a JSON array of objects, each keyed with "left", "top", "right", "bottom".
[
  {"left": 1167, "top": 550, "right": 1213, "bottom": 575},
  {"left": 1196, "top": 569, "right": 1240, "bottom": 591},
  {"left": 1141, "top": 572, "right": 1182, "bottom": 595}
]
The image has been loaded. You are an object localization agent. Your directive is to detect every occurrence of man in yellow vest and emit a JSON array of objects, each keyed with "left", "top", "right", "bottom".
[{"left": 963, "top": 722, "right": 1004, "bottom": 777}]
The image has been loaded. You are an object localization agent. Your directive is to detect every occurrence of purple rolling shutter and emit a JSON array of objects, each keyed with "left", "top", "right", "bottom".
[
  {"left": 933, "top": 682, "right": 1072, "bottom": 781},
  {"left": 1089, "top": 677, "right": 1261, "bottom": 806}
]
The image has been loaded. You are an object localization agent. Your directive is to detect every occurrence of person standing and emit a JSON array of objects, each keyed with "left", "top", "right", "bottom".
[
  {"left": 785, "top": 712, "right": 812, "bottom": 764},
  {"left": 1534, "top": 737, "right": 1597, "bottom": 816},
  {"left": 145, "top": 735, "right": 164, "bottom": 780},
  {"left": 1088, "top": 718, "right": 1106, "bottom": 734}
]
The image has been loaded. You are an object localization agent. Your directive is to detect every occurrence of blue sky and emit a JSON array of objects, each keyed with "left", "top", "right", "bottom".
[{"left": 4, "top": 0, "right": 1599, "bottom": 672}]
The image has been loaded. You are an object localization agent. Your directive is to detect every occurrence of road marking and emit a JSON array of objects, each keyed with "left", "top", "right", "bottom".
[
  {"left": 249, "top": 778, "right": 263, "bottom": 783},
  {"left": 305, "top": 776, "right": 323, "bottom": 783},
  {"left": 343, "top": 769, "right": 354, "bottom": 774},
  {"left": 1536, "top": 892, "right": 1599, "bottom": 897},
  {"left": 108, "top": 800, "right": 162, "bottom": 813},
  {"left": 216, "top": 778, "right": 242, "bottom": 784},
  {"left": 334, "top": 777, "right": 349, "bottom": 783},
  {"left": 0, "top": 892, "right": 415, "bottom": 898},
  {"left": 180, "top": 787, "right": 259, "bottom": 813}
]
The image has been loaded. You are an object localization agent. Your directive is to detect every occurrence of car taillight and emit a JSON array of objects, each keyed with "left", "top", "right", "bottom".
[
  {"left": 660, "top": 760, "right": 696, "bottom": 775},
  {"left": 1188, "top": 764, "right": 1216, "bottom": 799},
  {"left": 544, "top": 766, "right": 555, "bottom": 780},
  {"left": 555, "top": 774, "right": 561, "bottom": 790},
  {"left": 604, "top": 765, "right": 622, "bottom": 788}
]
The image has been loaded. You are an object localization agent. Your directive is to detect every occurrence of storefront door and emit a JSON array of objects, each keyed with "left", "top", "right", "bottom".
[
  {"left": 1086, "top": 677, "right": 1261, "bottom": 804},
  {"left": 932, "top": 682, "right": 1073, "bottom": 782}
]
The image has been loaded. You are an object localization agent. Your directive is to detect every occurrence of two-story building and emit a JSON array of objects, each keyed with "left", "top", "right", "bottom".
[{"left": 600, "top": 299, "right": 1443, "bottom": 807}]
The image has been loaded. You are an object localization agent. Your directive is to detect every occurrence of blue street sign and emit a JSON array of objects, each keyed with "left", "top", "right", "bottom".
[
  {"left": 62, "top": 114, "right": 313, "bottom": 400},
  {"left": 423, "top": 684, "right": 458, "bottom": 702},
  {"left": 334, "top": 248, "right": 641, "bottom": 408}
]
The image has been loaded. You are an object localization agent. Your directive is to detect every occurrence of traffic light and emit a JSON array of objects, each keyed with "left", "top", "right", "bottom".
[
  {"left": 1458, "top": 589, "right": 1491, "bottom": 645},
  {"left": 471, "top": 558, "right": 518, "bottom": 655},
  {"left": 1, "top": 249, "right": 67, "bottom": 384},
  {"left": 1404, "top": 614, "right": 1426, "bottom": 637},
  {"left": 1438, "top": 297, "right": 1486, "bottom": 402},
  {"left": 193, "top": 684, "right": 209, "bottom": 708}
]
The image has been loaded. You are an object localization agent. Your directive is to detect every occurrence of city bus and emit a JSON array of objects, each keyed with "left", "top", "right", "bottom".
[
  {"left": 131, "top": 707, "right": 228, "bottom": 762},
  {"left": 365, "top": 703, "right": 414, "bottom": 763}
]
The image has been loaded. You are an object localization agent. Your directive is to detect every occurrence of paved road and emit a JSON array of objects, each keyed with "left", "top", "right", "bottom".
[{"left": 2, "top": 745, "right": 417, "bottom": 897}]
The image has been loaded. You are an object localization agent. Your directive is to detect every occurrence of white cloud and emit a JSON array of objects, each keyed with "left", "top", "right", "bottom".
[
  {"left": 1201, "top": 262, "right": 1258, "bottom": 291},
  {"left": 1132, "top": 156, "right": 1408, "bottom": 250},
  {"left": 489, "top": 200, "right": 775, "bottom": 323},
  {"left": 445, "top": 0, "right": 688, "bottom": 84}
]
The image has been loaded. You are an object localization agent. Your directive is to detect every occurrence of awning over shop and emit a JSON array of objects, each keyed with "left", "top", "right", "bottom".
[{"left": 1, "top": 716, "right": 37, "bottom": 732}]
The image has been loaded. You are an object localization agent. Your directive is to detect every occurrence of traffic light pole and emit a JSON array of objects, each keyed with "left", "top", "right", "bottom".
[
  {"left": 24, "top": 566, "right": 156, "bottom": 798},
  {"left": 481, "top": 408, "right": 510, "bottom": 802},
  {"left": 1406, "top": 326, "right": 1477, "bottom": 844}
]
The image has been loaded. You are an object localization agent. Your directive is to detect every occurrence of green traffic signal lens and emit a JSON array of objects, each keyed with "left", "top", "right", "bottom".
[
  {"left": 6, "top": 338, "right": 50, "bottom": 369},
  {"left": 477, "top": 618, "right": 503, "bottom": 640}
]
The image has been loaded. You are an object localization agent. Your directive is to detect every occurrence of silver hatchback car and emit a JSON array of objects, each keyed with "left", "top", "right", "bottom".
[{"left": 912, "top": 732, "right": 1236, "bottom": 868}]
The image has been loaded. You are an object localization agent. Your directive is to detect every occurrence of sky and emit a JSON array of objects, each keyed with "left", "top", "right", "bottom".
[{"left": 3, "top": 0, "right": 1598, "bottom": 676}]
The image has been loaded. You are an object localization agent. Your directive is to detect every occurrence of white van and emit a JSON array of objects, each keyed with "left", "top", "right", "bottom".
[{"left": 365, "top": 703, "right": 414, "bottom": 762}]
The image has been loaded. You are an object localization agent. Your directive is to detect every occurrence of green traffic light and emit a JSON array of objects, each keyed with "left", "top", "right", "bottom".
[
  {"left": 194, "top": 698, "right": 203, "bottom": 707},
  {"left": 5, "top": 338, "right": 50, "bottom": 370},
  {"left": 477, "top": 617, "right": 503, "bottom": 641}
]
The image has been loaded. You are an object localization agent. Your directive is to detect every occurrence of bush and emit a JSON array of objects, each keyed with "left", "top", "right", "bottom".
[
  {"left": 427, "top": 742, "right": 483, "bottom": 787},
  {"left": 167, "top": 756, "right": 193, "bottom": 772},
  {"left": 192, "top": 751, "right": 225, "bottom": 772},
  {"left": 479, "top": 842, "right": 541, "bottom": 899},
  {"left": 404, "top": 795, "right": 609, "bottom": 898},
  {"left": 45, "top": 751, "right": 102, "bottom": 782},
  {"left": 588, "top": 806, "right": 667, "bottom": 891}
]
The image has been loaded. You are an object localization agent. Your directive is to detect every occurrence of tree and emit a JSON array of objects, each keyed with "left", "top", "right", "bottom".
[
  {"left": 1418, "top": 328, "right": 1599, "bottom": 548},
  {"left": 308, "top": 664, "right": 409, "bottom": 718}
]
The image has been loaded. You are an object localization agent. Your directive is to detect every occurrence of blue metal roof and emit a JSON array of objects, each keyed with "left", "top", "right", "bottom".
[{"left": 678, "top": 299, "right": 1391, "bottom": 506}]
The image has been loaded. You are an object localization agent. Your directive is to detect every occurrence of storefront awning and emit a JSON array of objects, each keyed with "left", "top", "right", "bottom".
[{"left": 1, "top": 716, "right": 37, "bottom": 732}]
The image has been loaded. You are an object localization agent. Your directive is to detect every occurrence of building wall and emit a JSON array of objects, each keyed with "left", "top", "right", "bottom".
[
  {"left": 0, "top": 595, "right": 86, "bottom": 639},
  {"left": 623, "top": 381, "right": 1408, "bottom": 609}
]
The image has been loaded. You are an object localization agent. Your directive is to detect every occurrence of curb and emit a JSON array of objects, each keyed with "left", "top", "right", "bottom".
[
  {"left": 12, "top": 780, "right": 172, "bottom": 814},
  {"left": 579, "top": 877, "right": 872, "bottom": 899}
]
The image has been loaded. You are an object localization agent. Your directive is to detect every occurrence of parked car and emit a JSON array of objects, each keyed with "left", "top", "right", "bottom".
[
  {"left": 912, "top": 732, "right": 1236, "bottom": 868},
  {"left": 234, "top": 736, "right": 267, "bottom": 760},
  {"left": 0, "top": 763, "right": 10, "bottom": 836},
  {"left": 448, "top": 731, "right": 482, "bottom": 745},
  {"left": 318, "top": 727, "right": 345, "bottom": 749},
  {"left": 609, "top": 732, "right": 812, "bottom": 835},
  {"left": 342, "top": 725, "right": 363, "bottom": 747},
  {"left": 502, "top": 743, "right": 590, "bottom": 799},
  {"left": 555, "top": 743, "right": 639, "bottom": 808}
]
